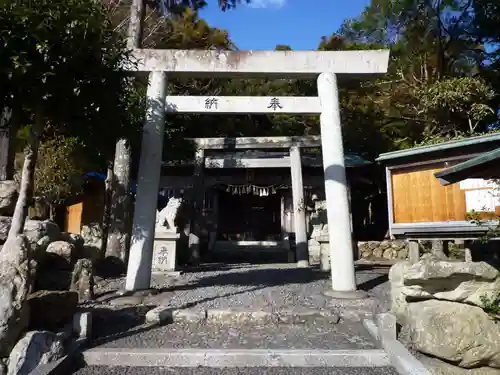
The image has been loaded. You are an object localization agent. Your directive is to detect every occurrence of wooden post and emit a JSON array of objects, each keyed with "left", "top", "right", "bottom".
[{"left": 127, "top": 0, "right": 145, "bottom": 49}]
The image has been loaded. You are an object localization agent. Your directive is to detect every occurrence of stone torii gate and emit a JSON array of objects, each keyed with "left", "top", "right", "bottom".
[{"left": 123, "top": 48, "right": 390, "bottom": 298}]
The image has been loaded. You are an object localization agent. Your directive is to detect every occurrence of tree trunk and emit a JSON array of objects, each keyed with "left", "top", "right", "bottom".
[
  {"left": 7, "top": 107, "right": 43, "bottom": 242},
  {"left": 100, "top": 162, "right": 114, "bottom": 258},
  {"left": 0, "top": 106, "right": 15, "bottom": 181},
  {"left": 435, "top": 0, "right": 444, "bottom": 80},
  {"left": 49, "top": 203, "right": 55, "bottom": 221},
  {"left": 105, "top": 138, "right": 132, "bottom": 266},
  {"left": 127, "top": 0, "right": 145, "bottom": 49}
]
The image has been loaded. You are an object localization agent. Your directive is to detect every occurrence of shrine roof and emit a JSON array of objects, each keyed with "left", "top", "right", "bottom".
[
  {"left": 435, "top": 147, "right": 500, "bottom": 185},
  {"left": 376, "top": 133, "right": 500, "bottom": 166}
]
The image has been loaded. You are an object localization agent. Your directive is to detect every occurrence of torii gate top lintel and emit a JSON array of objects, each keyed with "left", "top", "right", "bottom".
[
  {"left": 189, "top": 136, "right": 321, "bottom": 150},
  {"left": 125, "top": 48, "right": 390, "bottom": 78}
]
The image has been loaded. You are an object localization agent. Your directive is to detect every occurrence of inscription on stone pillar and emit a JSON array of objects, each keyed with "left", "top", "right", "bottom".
[
  {"left": 152, "top": 232, "right": 179, "bottom": 272},
  {"left": 156, "top": 246, "right": 169, "bottom": 265}
]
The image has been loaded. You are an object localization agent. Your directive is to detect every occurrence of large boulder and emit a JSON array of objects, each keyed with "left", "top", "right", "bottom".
[
  {"left": 0, "top": 217, "right": 60, "bottom": 254},
  {"left": 24, "top": 220, "right": 60, "bottom": 255},
  {"left": 7, "top": 330, "right": 64, "bottom": 375},
  {"left": 27, "top": 290, "right": 78, "bottom": 331},
  {"left": 389, "top": 259, "right": 500, "bottom": 321},
  {"left": 35, "top": 238, "right": 81, "bottom": 291},
  {"left": 60, "top": 232, "right": 85, "bottom": 251},
  {"left": 0, "top": 181, "right": 18, "bottom": 217},
  {"left": 45, "top": 241, "right": 76, "bottom": 266},
  {"left": 409, "top": 300, "right": 500, "bottom": 368},
  {"left": 421, "top": 355, "right": 500, "bottom": 375},
  {"left": 0, "top": 236, "right": 32, "bottom": 357},
  {"left": 36, "top": 238, "right": 81, "bottom": 290},
  {"left": 404, "top": 259, "right": 498, "bottom": 285},
  {"left": 81, "top": 224, "right": 103, "bottom": 251}
]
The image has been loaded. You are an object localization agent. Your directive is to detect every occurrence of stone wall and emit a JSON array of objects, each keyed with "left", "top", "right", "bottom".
[
  {"left": 309, "top": 236, "right": 474, "bottom": 265},
  {"left": 357, "top": 240, "right": 408, "bottom": 260},
  {"left": 308, "top": 237, "right": 409, "bottom": 265}
]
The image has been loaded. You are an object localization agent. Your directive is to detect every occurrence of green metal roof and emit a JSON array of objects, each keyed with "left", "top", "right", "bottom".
[
  {"left": 344, "top": 154, "right": 372, "bottom": 167},
  {"left": 376, "top": 133, "right": 500, "bottom": 163},
  {"left": 435, "top": 147, "right": 500, "bottom": 185}
]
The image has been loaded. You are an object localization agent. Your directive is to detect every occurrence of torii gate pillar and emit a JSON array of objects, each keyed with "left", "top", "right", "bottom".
[
  {"left": 318, "top": 73, "right": 367, "bottom": 298},
  {"left": 125, "top": 71, "right": 167, "bottom": 291}
]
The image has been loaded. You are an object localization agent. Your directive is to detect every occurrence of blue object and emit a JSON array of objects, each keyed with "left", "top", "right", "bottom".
[{"left": 82, "top": 172, "right": 139, "bottom": 194}]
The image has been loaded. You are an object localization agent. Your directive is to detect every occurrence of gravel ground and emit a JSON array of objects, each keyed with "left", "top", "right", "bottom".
[
  {"left": 71, "top": 366, "right": 399, "bottom": 375},
  {"left": 87, "top": 264, "right": 389, "bottom": 352},
  {"left": 91, "top": 320, "right": 377, "bottom": 349},
  {"left": 94, "top": 264, "right": 391, "bottom": 313}
]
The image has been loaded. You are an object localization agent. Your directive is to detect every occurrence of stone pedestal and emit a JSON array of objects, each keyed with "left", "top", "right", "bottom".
[
  {"left": 318, "top": 235, "right": 330, "bottom": 272},
  {"left": 308, "top": 239, "right": 321, "bottom": 265},
  {"left": 308, "top": 223, "right": 325, "bottom": 266},
  {"left": 152, "top": 230, "right": 180, "bottom": 273}
]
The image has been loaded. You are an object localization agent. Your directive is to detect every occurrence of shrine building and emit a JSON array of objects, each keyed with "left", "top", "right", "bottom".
[{"left": 157, "top": 136, "right": 373, "bottom": 264}]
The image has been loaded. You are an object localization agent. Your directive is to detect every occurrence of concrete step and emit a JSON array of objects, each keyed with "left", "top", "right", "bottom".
[
  {"left": 79, "top": 348, "right": 392, "bottom": 368},
  {"left": 71, "top": 365, "right": 399, "bottom": 375},
  {"left": 74, "top": 321, "right": 398, "bottom": 372},
  {"left": 90, "top": 320, "right": 378, "bottom": 351},
  {"left": 64, "top": 313, "right": 428, "bottom": 375}
]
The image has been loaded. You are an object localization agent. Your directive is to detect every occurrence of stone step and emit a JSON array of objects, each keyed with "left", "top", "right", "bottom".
[
  {"left": 78, "top": 348, "right": 393, "bottom": 368},
  {"left": 90, "top": 320, "right": 378, "bottom": 351},
  {"left": 65, "top": 315, "right": 424, "bottom": 374},
  {"left": 77, "top": 320, "right": 397, "bottom": 371},
  {"left": 71, "top": 365, "right": 399, "bottom": 375}
]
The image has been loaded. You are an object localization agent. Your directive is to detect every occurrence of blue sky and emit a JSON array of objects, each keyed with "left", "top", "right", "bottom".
[{"left": 199, "top": 0, "right": 371, "bottom": 50}]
